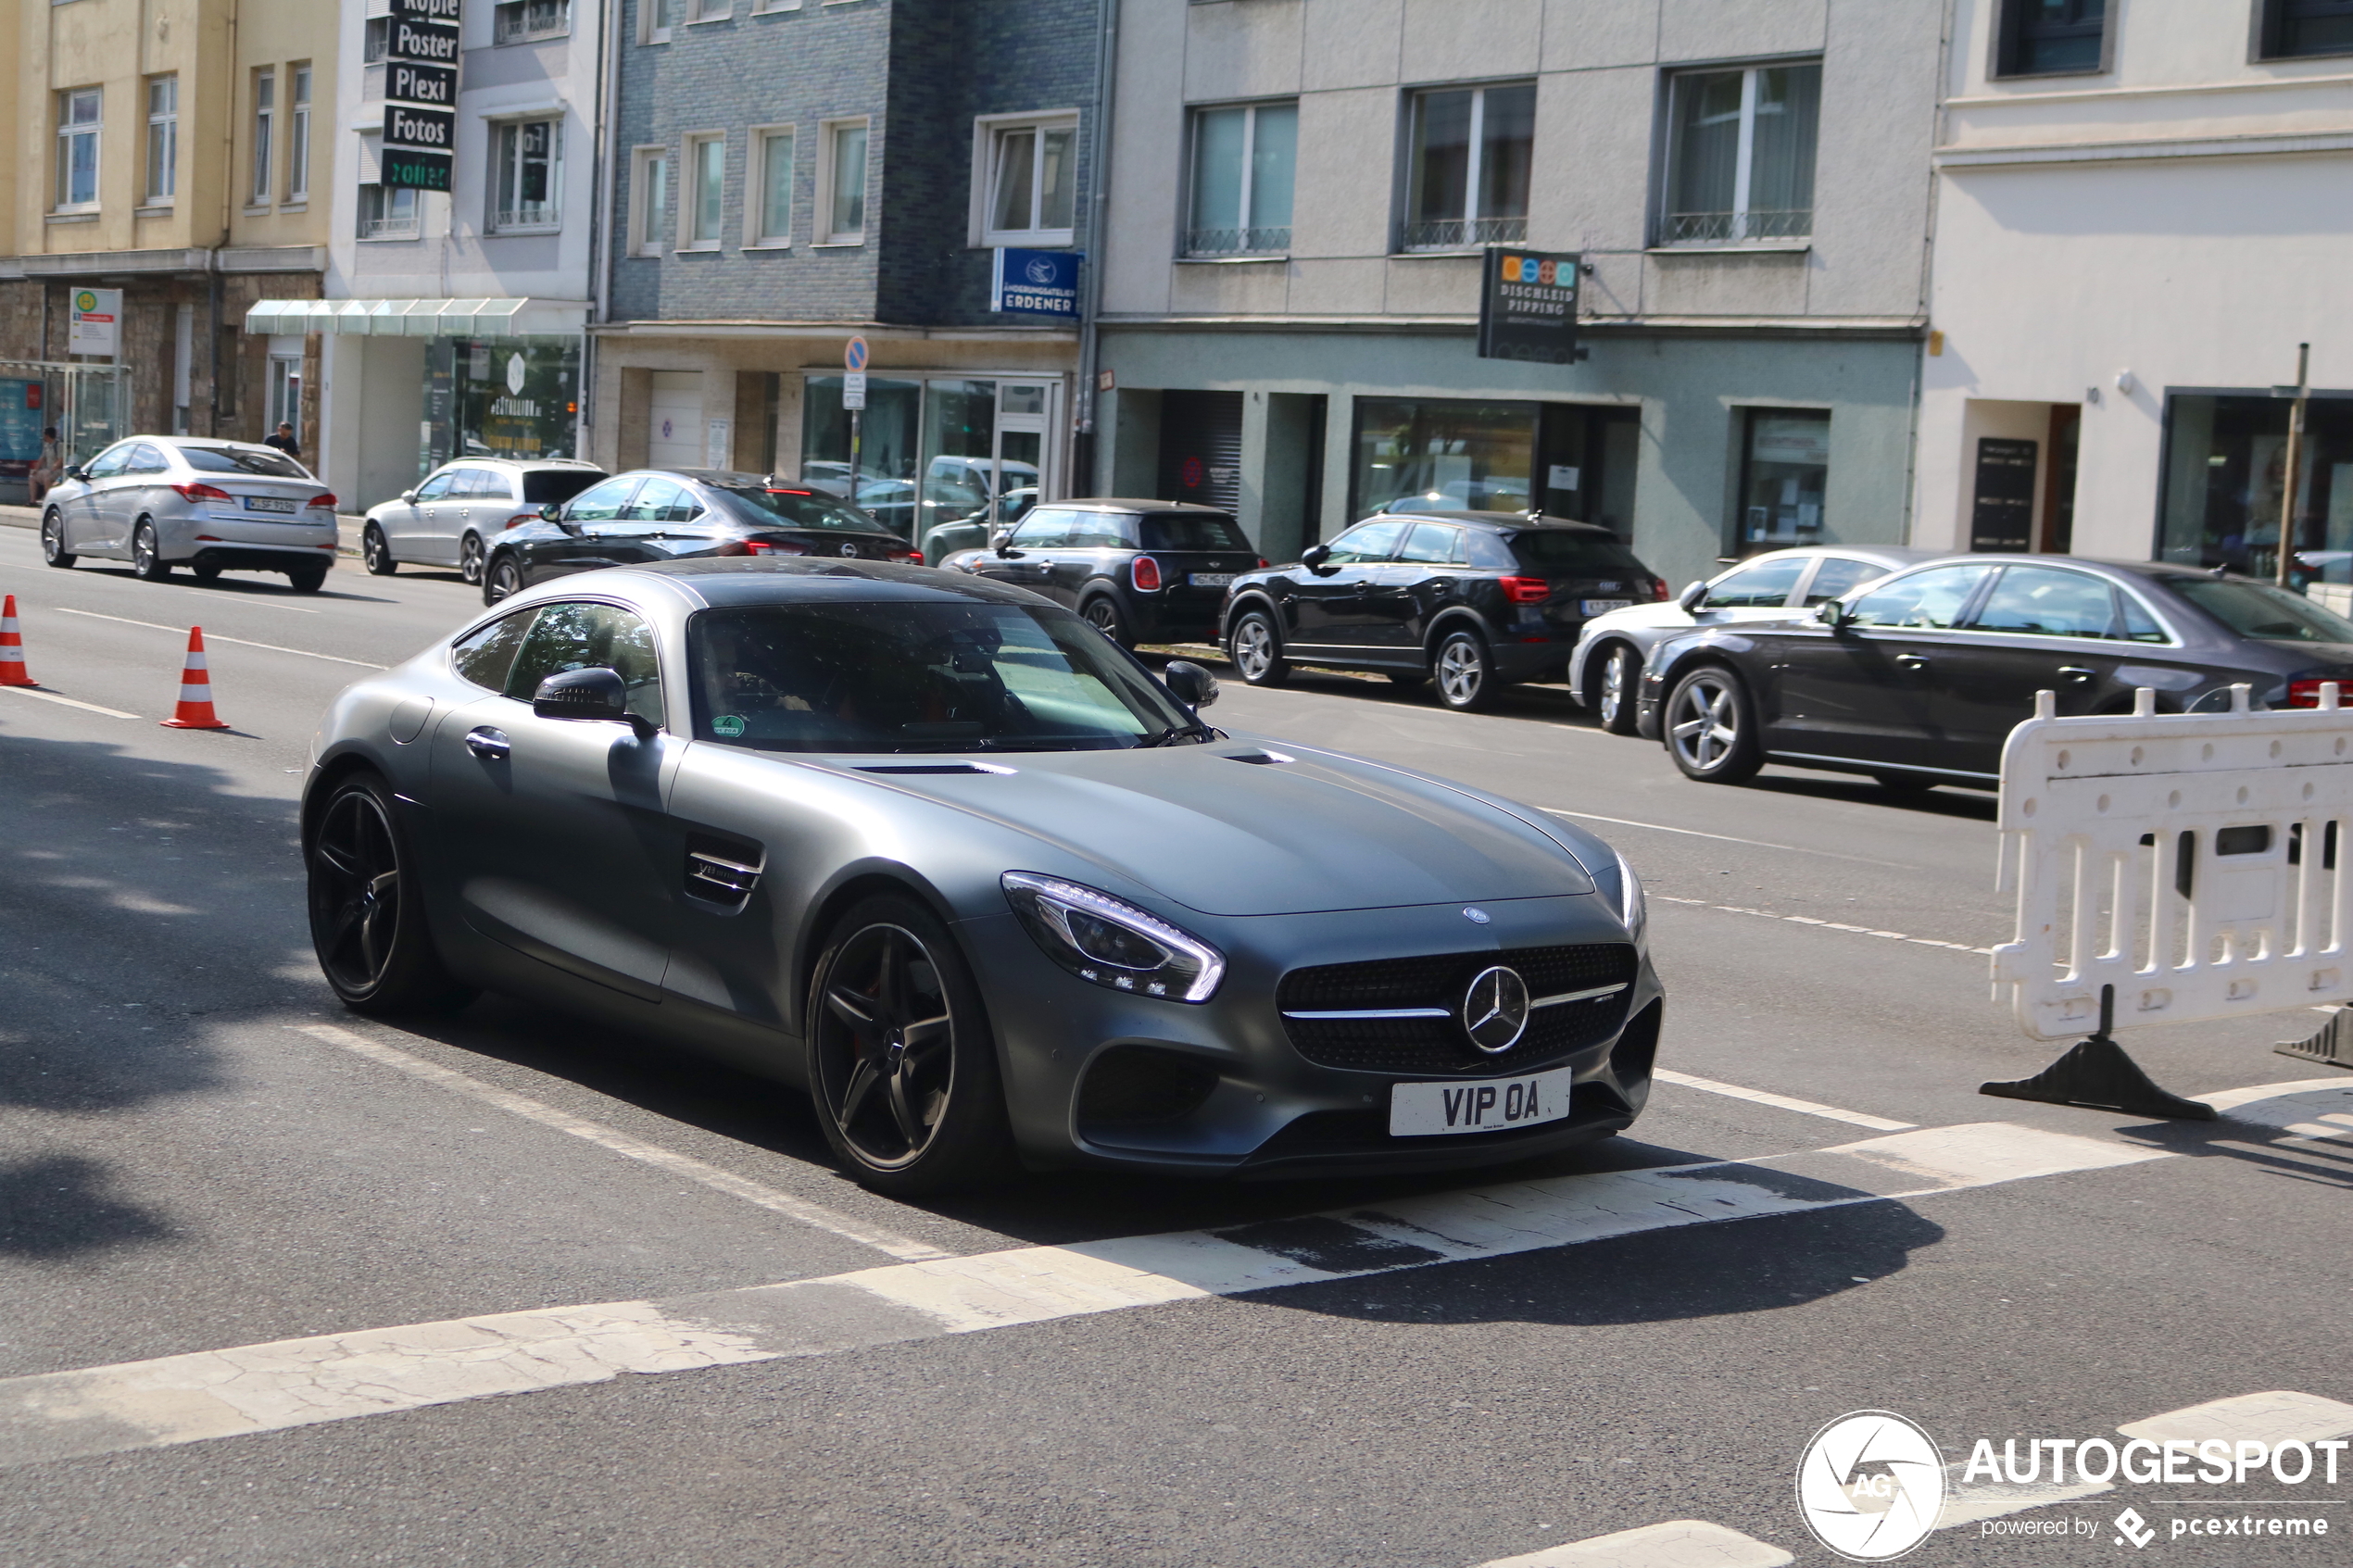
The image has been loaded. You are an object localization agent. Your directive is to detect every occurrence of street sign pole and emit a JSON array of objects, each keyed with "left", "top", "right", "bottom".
[
  {"left": 843, "top": 336, "right": 869, "bottom": 521},
  {"left": 2276, "top": 342, "right": 2310, "bottom": 589}
]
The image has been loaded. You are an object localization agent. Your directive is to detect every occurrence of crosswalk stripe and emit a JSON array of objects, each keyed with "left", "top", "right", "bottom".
[
  {"left": 1652, "top": 1067, "right": 1915, "bottom": 1131},
  {"left": 1475, "top": 1519, "right": 1793, "bottom": 1568},
  {"left": 2118, "top": 1390, "right": 2353, "bottom": 1447}
]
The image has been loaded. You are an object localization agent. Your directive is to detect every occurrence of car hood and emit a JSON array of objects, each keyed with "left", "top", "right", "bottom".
[{"left": 824, "top": 739, "right": 1597, "bottom": 916}]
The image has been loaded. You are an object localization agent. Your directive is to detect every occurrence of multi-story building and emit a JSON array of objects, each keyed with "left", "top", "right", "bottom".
[
  {"left": 1094, "top": 0, "right": 1945, "bottom": 593},
  {"left": 588, "top": 0, "right": 1102, "bottom": 545},
  {"left": 1920, "top": 0, "right": 2353, "bottom": 579},
  {"left": 0, "top": 0, "right": 334, "bottom": 490}
]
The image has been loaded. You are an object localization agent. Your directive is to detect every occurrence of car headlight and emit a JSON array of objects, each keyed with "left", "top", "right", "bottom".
[
  {"left": 1615, "top": 850, "right": 1647, "bottom": 948},
  {"left": 1001, "top": 872, "right": 1226, "bottom": 1003}
]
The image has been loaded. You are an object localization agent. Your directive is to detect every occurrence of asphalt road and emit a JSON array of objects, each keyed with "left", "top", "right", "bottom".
[{"left": 2, "top": 528, "right": 2348, "bottom": 1568}]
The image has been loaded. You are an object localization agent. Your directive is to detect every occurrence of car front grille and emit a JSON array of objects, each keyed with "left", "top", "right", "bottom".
[{"left": 1275, "top": 943, "right": 1638, "bottom": 1074}]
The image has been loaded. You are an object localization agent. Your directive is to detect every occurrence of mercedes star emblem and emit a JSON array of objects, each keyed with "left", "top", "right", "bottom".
[
  {"left": 1462, "top": 907, "right": 1491, "bottom": 924},
  {"left": 1462, "top": 965, "right": 1530, "bottom": 1054}
]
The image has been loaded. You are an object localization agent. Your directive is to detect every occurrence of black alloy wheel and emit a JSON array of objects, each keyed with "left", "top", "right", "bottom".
[
  {"left": 484, "top": 554, "right": 524, "bottom": 606},
  {"left": 459, "top": 533, "right": 487, "bottom": 586},
  {"left": 131, "top": 521, "right": 171, "bottom": 582},
  {"left": 1081, "top": 595, "right": 1131, "bottom": 647},
  {"left": 306, "top": 772, "right": 473, "bottom": 1014},
  {"left": 362, "top": 524, "right": 398, "bottom": 575},
  {"left": 287, "top": 565, "right": 328, "bottom": 593},
  {"left": 1431, "top": 628, "right": 1495, "bottom": 712},
  {"left": 806, "top": 894, "right": 1012, "bottom": 1195},
  {"left": 1664, "top": 665, "right": 1763, "bottom": 784},
  {"left": 40, "top": 511, "right": 74, "bottom": 568},
  {"left": 1593, "top": 643, "right": 1642, "bottom": 735},
  {"left": 1227, "top": 609, "right": 1289, "bottom": 687}
]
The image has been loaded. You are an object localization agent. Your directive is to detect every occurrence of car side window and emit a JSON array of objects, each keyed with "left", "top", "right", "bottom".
[
  {"left": 1397, "top": 523, "right": 1461, "bottom": 565},
  {"left": 502, "top": 602, "right": 665, "bottom": 727},
  {"left": 414, "top": 471, "right": 458, "bottom": 502},
  {"left": 1803, "top": 557, "right": 1888, "bottom": 606},
  {"left": 1970, "top": 565, "right": 2122, "bottom": 639},
  {"left": 1707, "top": 558, "right": 1808, "bottom": 608},
  {"left": 84, "top": 444, "right": 135, "bottom": 479},
  {"left": 563, "top": 477, "right": 641, "bottom": 523},
  {"left": 1846, "top": 564, "right": 1994, "bottom": 631},
  {"left": 622, "top": 477, "right": 686, "bottom": 521},
  {"left": 1458, "top": 530, "right": 1517, "bottom": 570},
  {"left": 1012, "top": 510, "right": 1074, "bottom": 547},
  {"left": 125, "top": 444, "right": 171, "bottom": 474},
  {"left": 2118, "top": 593, "right": 2170, "bottom": 644},
  {"left": 1065, "top": 513, "right": 1133, "bottom": 548},
  {"left": 450, "top": 609, "right": 537, "bottom": 692},
  {"left": 1324, "top": 519, "right": 1407, "bottom": 564}
]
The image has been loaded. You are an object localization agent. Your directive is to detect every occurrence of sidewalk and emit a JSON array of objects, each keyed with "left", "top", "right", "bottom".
[{"left": 1, "top": 502, "right": 368, "bottom": 558}]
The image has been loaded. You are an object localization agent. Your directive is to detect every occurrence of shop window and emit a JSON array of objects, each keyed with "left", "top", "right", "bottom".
[
  {"left": 819, "top": 119, "right": 868, "bottom": 244},
  {"left": 495, "top": 0, "right": 571, "bottom": 44},
  {"left": 1994, "top": 0, "right": 2108, "bottom": 77},
  {"left": 289, "top": 67, "right": 312, "bottom": 202},
  {"left": 2158, "top": 391, "right": 2353, "bottom": 582},
  {"left": 976, "top": 115, "right": 1077, "bottom": 246},
  {"left": 145, "top": 77, "right": 177, "bottom": 204},
  {"left": 252, "top": 69, "right": 274, "bottom": 207},
  {"left": 1662, "top": 63, "right": 1819, "bottom": 245},
  {"left": 2258, "top": 0, "right": 2353, "bottom": 58},
  {"left": 1403, "top": 82, "right": 1532, "bottom": 251},
  {"left": 494, "top": 119, "right": 563, "bottom": 232},
  {"left": 1352, "top": 398, "right": 1538, "bottom": 517},
  {"left": 57, "top": 88, "right": 101, "bottom": 212},
  {"left": 631, "top": 146, "right": 670, "bottom": 256},
  {"left": 1186, "top": 102, "right": 1294, "bottom": 257},
  {"left": 422, "top": 339, "right": 584, "bottom": 473},
  {"left": 749, "top": 127, "right": 793, "bottom": 245},
  {"left": 1734, "top": 408, "right": 1830, "bottom": 557},
  {"left": 801, "top": 377, "right": 1051, "bottom": 545}
]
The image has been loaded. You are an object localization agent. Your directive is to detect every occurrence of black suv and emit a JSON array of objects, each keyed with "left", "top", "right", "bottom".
[
  {"left": 941, "top": 499, "right": 1263, "bottom": 646},
  {"left": 1220, "top": 513, "right": 1667, "bottom": 711}
]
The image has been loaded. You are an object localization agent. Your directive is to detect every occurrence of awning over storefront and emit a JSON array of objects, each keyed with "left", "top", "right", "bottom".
[{"left": 241, "top": 298, "right": 587, "bottom": 338}]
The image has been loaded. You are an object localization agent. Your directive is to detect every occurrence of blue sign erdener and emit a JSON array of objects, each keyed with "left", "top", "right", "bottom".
[{"left": 991, "top": 249, "right": 1082, "bottom": 320}]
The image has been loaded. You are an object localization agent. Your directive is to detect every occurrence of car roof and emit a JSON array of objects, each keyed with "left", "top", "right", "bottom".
[
  {"left": 444, "top": 457, "right": 601, "bottom": 470},
  {"left": 1371, "top": 509, "right": 1618, "bottom": 535},
  {"left": 157, "top": 437, "right": 283, "bottom": 455},
  {"left": 1053, "top": 497, "right": 1236, "bottom": 515},
  {"left": 1730, "top": 544, "right": 1943, "bottom": 568},
  {"left": 579, "top": 558, "right": 1052, "bottom": 609}
]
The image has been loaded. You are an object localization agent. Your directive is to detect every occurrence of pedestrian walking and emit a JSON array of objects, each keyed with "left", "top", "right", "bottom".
[
  {"left": 264, "top": 421, "right": 302, "bottom": 461},
  {"left": 27, "top": 427, "right": 62, "bottom": 504}
]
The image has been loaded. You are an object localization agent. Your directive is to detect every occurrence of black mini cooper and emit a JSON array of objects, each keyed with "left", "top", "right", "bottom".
[
  {"left": 1221, "top": 512, "right": 1667, "bottom": 711},
  {"left": 940, "top": 499, "right": 1265, "bottom": 647}
]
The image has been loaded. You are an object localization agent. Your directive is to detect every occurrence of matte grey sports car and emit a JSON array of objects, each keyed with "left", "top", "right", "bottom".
[{"left": 302, "top": 559, "right": 1659, "bottom": 1193}]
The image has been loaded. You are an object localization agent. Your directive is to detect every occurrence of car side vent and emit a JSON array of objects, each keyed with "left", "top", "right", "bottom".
[
  {"left": 851, "top": 761, "right": 1017, "bottom": 776},
  {"left": 1223, "top": 749, "right": 1294, "bottom": 766},
  {"left": 684, "top": 833, "right": 764, "bottom": 911}
]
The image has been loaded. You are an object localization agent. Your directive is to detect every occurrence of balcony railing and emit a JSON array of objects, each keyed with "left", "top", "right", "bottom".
[
  {"left": 493, "top": 205, "right": 560, "bottom": 232},
  {"left": 1661, "top": 208, "right": 1812, "bottom": 245},
  {"left": 494, "top": 0, "right": 571, "bottom": 44},
  {"left": 1400, "top": 216, "right": 1526, "bottom": 251},
  {"left": 1183, "top": 225, "right": 1290, "bottom": 257},
  {"left": 359, "top": 214, "right": 421, "bottom": 239}
]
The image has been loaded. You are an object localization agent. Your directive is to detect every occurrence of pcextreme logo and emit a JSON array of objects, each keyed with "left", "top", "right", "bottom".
[{"left": 1796, "top": 1411, "right": 1948, "bottom": 1562}]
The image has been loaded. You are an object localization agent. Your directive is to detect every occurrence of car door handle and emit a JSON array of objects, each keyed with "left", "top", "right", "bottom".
[
  {"left": 465, "top": 726, "right": 510, "bottom": 760},
  {"left": 2057, "top": 665, "right": 2095, "bottom": 683},
  {"left": 1894, "top": 653, "right": 1929, "bottom": 670}
]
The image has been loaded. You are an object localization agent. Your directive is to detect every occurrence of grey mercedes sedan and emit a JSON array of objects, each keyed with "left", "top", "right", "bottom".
[{"left": 303, "top": 560, "right": 1659, "bottom": 1193}]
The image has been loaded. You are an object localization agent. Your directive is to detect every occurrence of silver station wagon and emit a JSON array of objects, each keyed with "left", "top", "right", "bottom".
[{"left": 361, "top": 458, "right": 608, "bottom": 586}]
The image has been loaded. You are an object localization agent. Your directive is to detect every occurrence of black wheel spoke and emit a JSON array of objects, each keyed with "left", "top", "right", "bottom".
[
  {"left": 875, "top": 934, "right": 909, "bottom": 1029},
  {"left": 826, "top": 984, "right": 877, "bottom": 1028},
  {"left": 839, "top": 1060, "right": 881, "bottom": 1125},
  {"left": 316, "top": 836, "right": 361, "bottom": 879},
  {"left": 885, "top": 1071, "right": 923, "bottom": 1145},
  {"left": 900, "top": 1013, "right": 950, "bottom": 1057}
]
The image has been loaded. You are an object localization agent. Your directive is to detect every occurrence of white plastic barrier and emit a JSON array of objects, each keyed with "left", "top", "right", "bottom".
[{"left": 1991, "top": 684, "right": 2353, "bottom": 1042}]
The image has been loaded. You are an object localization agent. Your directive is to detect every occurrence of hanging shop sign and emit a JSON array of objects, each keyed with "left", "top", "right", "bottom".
[
  {"left": 386, "top": 61, "right": 457, "bottom": 107},
  {"left": 383, "top": 0, "right": 460, "bottom": 192},
  {"left": 1477, "top": 248, "right": 1581, "bottom": 365},
  {"left": 991, "top": 249, "right": 1082, "bottom": 321}
]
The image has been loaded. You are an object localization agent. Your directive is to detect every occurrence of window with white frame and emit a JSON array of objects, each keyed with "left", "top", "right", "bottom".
[
  {"left": 641, "top": 0, "right": 676, "bottom": 44},
  {"left": 682, "top": 132, "right": 724, "bottom": 249},
  {"left": 288, "top": 66, "right": 312, "bottom": 201},
  {"left": 494, "top": 0, "right": 571, "bottom": 44},
  {"left": 1403, "top": 82, "right": 1532, "bottom": 250},
  {"left": 975, "top": 114, "right": 1076, "bottom": 245},
  {"left": 631, "top": 145, "right": 670, "bottom": 255},
  {"left": 749, "top": 126, "right": 793, "bottom": 245},
  {"left": 357, "top": 134, "right": 421, "bottom": 238},
  {"left": 1662, "top": 62, "right": 1820, "bottom": 245},
  {"left": 749, "top": 0, "right": 800, "bottom": 13},
  {"left": 363, "top": 16, "right": 391, "bottom": 61},
  {"left": 818, "top": 118, "right": 867, "bottom": 244},
  {"left": 1185, "top": 101, "right": 1294, "bottom": 257},
  {"left": 57, "top": 89, "right": 101, "bottom": 211},
  {"left": 686, "top": 0, "right": 730, "bottom": 19},
  {"left": 145, "top": 76, "right": 178, "bottom": 203},
  {"left": 493, "top": 118, "right": 562, "bottom": 231},
  {"left": 252, "top": 69, "right": 275, "bottom": 206}
]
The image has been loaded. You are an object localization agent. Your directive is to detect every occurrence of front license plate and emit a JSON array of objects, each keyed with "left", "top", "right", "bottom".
[
  {"left": 1189, "top": 572, "right": 1236, "bottom": 588},
  {"left": 243, "top": 495, "right": 298, "bottom": 514},
  {"left": 1389, "top": 1064, "right": 1576, "bottom": 1137},
  {"left": 1581, "top": 598, "right": 1631, "bottom": 616}
]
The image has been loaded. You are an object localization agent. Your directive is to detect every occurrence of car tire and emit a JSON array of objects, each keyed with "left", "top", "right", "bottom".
[
  {"left": 484, "top": 554, "right": 524, "bottom": 606},
  {"left": 1592, "top": 643, "right": 1642, "bottom": 735},
  {"left": 459, "top": 533, "right": 487, "bottom": 586},
  {"left": 131, "top": 521, "right": 172, "bottom": 582},
  {"left": 1227, "top": 609, "right": 1289, "bottom": 687},
  {"left": 192, "top": 565, "right": 221, "bottom": 583},
  {"left": 39, "top": 510, "right": 74, "bottom": 569},
  {"left": 1431, "top": 629, "right": 1496, "bottom": 712},
  {"left": 1664, "top": 665, "right": 1764, "bottom": 784},
  {"left": 286, "top": 565, "right": 328, "bottom": 593},
  {"left": 805, "top": 893, "right": 1014, "bottom": 1197},
  {"left": 306, "top": 770, "right": 476, "bottom": 1015},
  {"left": 1873, "top": 772, "right": 1938, "bottom": 798},
  {"left": 1080, "top": 594, "right": 1131, "bottom": 647},
  {"left": 362, "top": 523, "right": 397, "bottom": 575}
]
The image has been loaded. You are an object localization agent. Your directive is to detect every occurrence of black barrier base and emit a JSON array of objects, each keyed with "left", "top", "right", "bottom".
[
  {"left": 1981, "top": 985, "right": 2217, "bottom": 1120},
  {"left": 2276, "top": 1008, "right": 2353, "bottom": 1071}
]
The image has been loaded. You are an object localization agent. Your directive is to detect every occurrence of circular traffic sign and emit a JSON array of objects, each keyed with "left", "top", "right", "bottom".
[{"left": 845, "top": 336, "right": 869, "bottom": 372}]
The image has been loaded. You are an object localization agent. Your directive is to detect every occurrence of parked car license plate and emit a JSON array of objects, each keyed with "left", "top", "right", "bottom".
[
  {"left": 1580, "top": 598, "right": 1631, "bottom": 616},
  {"left": 243, "top": 495, "right": 298, "bottom": 514},
  {"left": 1189, "top": 572, "right": 1236, "bottom": 588},
  {"left": 1389, "top": 1064, "right": 1575, "bottom": 1137}
]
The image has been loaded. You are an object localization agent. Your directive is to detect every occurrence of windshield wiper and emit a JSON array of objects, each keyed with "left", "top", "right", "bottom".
[{"left": 1132, "top": 721, "right": 1219, "bottom": 748}]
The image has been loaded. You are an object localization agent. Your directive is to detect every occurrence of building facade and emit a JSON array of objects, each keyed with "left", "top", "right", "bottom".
[
  {"left": 589, "top": 0, "right": 1102, "bottom": 553},
  {"left": 1920, "top": 0, "right": 2353, "bottom": 580},
  {"left": 1, "top": 0, "right": 333, "bottom": 495},
  {"left": 1094, "top": 0, "right": 1945, "bottom": 598}
]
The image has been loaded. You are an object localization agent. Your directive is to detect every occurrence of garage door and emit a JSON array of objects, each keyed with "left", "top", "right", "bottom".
[{"left": 648, "top": 371, "right": 702, "bottom": 470}]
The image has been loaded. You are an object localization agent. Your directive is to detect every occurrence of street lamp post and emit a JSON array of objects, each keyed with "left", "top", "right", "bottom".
[{"left": 2276, "top": 342, "right": 2310, "bottom": 589}]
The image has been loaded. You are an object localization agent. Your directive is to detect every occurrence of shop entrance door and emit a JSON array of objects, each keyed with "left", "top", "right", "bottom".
[
  {"left": 648, "top": 371, "right": 702, "bottom": 470},
  {"left": 992, "top": 381, "right": 1053, "bottom": 526}
]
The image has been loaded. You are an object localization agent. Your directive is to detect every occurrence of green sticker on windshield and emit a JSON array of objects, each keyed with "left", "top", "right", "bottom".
[{"left": 711, "top": 714, "right": 747, "bottom": 738}]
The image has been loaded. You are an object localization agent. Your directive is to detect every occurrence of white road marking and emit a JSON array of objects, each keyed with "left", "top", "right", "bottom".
[
  {"left": 1654, "top": 894, "right": 1997, "bottom": 955},
  {"left": 1541, "top": 808, "right": 1917, "bottom": 870},
  {"left": 1475, "top": 1519, "right": 1793, "bottom": 1568},
  {"left": 2198, "top": 1078, "right": 2353, "bottom": 1145},
  {"left": 0, "top": 1119, "right": 2170, "bottom": 1467},
  {"left": 167, "top": 584, "right": 321, "bottom": 613},
  {"left": 2118, "top": 1390, "right": 2353, "bottom": 1448},
  {"left": 1936, "top": 1470, "right": 2113, "bottom": 1528},
  {"left": 54, "top": 608, "right": 385, "bottom": 668},
  {"left": 0, "top": 685, "right": 137, "bottom": 720},
  {"left": 1652, "top": 1068, "right": 1915, "bottom": 1132},
  {"left": 293, "top": 1023, "right": 948, "bottom": 1263}
]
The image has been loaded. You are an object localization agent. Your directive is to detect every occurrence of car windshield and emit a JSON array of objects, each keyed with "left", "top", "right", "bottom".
[
  {"left": 523, "top": 470, "right": 603, "bottom": 505},
  {"left": 2169, "top": 578, "right": 2353, "bottom": 644},
  {"left": 1507, "top": 531, "right": 1648, "bottom": 575},
  {"left": 689, "top": 601, "right": 1196, "bottom": 753},
  {"left": 1140, "top": 513, "right": 1252, "bottom": 551},
  {"left": 178, "top": 445, "right": 308, "bottom": 478},
  {"left": 717, "top": 486, "right": 885, "bottom": 533}
]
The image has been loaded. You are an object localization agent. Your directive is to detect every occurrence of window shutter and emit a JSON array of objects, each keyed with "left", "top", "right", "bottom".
[{"left": 357, "top": 132, "right": 382, "bottom": 185}]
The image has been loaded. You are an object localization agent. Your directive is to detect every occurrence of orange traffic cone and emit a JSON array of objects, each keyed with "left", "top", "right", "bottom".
[
  {"left": 160, "top": 626, "right": 232, "bottom": 730},
  {"left": 0, "top": 595, "right": 34, "bottom": 688}
]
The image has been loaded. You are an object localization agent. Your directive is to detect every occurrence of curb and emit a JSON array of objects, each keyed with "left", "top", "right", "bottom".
[{"left": 3, "top": 503, "right": 365, "bottom": 558}]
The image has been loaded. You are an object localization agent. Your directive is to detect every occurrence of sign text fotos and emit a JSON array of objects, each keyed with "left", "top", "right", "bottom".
[
  {"left": 1477, "top": 247, "right": 1581, "bottom": 365},
  {"left": 384, "top": 105, "right": 456, "bottom": 153}
]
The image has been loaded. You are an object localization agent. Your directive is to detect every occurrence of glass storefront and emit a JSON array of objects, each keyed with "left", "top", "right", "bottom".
[
  {"left": 422, "top": 335, "right": 582, "bottom": 479},
  {"left": 802, "top": 375, "right": 1053, "bottom": 549},
  {"left": 1350, "top": 397, "right": 1639, "bottom": 533},
  {"left": 2158, "top": 392, "right": 2353, "bottom": 582},
  {"left": 1734, "top": 408, "right": 1830, "bottom": 556}
]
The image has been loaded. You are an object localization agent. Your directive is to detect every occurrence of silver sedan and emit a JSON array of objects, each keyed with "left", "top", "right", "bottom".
[{"left": 40, "top": 436, "right": 340, "bottom": 591}]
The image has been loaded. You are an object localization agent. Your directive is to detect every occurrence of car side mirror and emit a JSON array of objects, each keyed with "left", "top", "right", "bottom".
[
  {"left": 1813, "top": 599, "right": 1850, "bottom": 628},
  {"left": 1301, "top": 543, "right": 1332, "bottom": 569},
  {"left": 533, "top": 667, "right": 656, "bottom": 739},
  {"left": 63, "top": 466, "right": 86, "bottom": 483},
  {"left": 539, "top": 502, "right": 564, "bottom": 521},
  {"left": 1678, "top": 580, "right": 1709, "bottom": 611},
  {"left": 995, "top": 538, "right": 1021, "bottom": 558},
  {"left": 398, "top": 489, "right": 419, "bottom": 504},
  {"left": 1163, "top": 659, "right": 1219, "bottom": 710}
]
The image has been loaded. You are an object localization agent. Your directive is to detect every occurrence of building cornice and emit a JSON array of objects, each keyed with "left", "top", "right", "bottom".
[
  {"left": 1099, "top": 313, "right": 1928, "bottom": 341},
  {"left": 0, "top": 246, "right": 325, "bottom": 278},
  {"left": 589, "top": 320, "right": 1078, "bottom": 343},
  {"left": 1935, "top": 129, "right": 2353, "bottom": 168}
]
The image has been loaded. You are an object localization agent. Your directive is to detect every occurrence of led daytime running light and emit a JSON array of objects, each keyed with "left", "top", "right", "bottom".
[{"left": 1000, "top": 872, "right": 1226, "bottom": 1003}]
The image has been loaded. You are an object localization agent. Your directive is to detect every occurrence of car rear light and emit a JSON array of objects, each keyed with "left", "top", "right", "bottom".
[
  {"left": 763, "top": 487, "right": 816, "bottom": 496},
  {"left": 172, "top": 483, "right": 233, "bottom": 503},
  {"left": 1499, "top": 574, "right": 1553, "bottom": 605},
  {"left": 1132, "top": 556, "right": 1164, "bottom": 592},
  {"left": 2287, "top": 678, "right": 2348, "bottom": 708},
  {"left": 307, "top": 493, "right": 337, "bottom": 509},
  {"left": 1256, "top": 558, "right": 1269, "bottom": 568},
  {"left": 503, "top": 512, "right": 537, "bottom": 530},
  {"left": 888, "top": 548, "right": 923, "bottom": 564},
  {"left": 739, "top": 540, "right": 810, "bottom": 557},
  {"left": 1649, "top": 577, "right": 1671, "bottom": 602},
  {"left": 194, "top": 534, "right": 221, "bottom": 542}
]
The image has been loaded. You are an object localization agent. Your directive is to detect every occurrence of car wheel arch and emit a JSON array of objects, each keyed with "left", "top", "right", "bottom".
[
  {"left": 1225, "top": 591, "right": 1281, "bottom": 634},
  {"left": 1582, "top": 636, "right": 1639, "bottom": 701},
  {"left": 1656, "top": 655, "right": 1746, "bottom": 739},
  {"left": 1422, "top": 608, "right": 1493, "bottom": 659},
  {"left": 790, "top": 864, "right": 973, "bottom": 1041}
]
